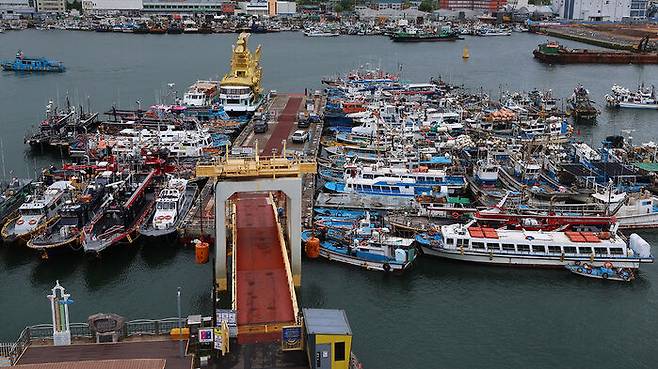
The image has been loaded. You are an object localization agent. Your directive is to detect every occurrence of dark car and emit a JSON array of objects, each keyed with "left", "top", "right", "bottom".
[
  {"left": 297, "top": 116, "right": 310, "bottom": 128},
  {"left": 254, "top": 120, "right": 268, "bottom": 133}
]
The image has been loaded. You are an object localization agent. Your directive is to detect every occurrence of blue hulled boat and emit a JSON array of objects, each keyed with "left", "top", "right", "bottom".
[{"left": 2, "top": 51, "right": 65, "bottom": 73}]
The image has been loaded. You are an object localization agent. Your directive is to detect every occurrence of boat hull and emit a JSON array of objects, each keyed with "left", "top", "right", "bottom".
[
  {"left": 319, "top": 247, "right": 410, "bottom": 272},
  {"left": 420, "top": 245, "right": 646, "bottom": 269},
  {"left": 533, "top": 49, "right": 658, "bottom": 64}
]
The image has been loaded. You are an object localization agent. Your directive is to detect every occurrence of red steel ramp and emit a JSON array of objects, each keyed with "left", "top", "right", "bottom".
[
  {"left": 261, "top": 96, "right": 303, "bottom": 155},
  {"left": 234, "top": 193, "right": 295, "bottom": 343}
]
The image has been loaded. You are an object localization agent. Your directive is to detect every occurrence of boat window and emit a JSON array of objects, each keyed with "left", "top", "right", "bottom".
[
  {"left": 517, "top": 244, "right": 530, "bottom": 252},
  {"left": 563, "top": 246, "right": 577, "bottom": 254},
  {"left": 486, "top": 243, "right": 500, "bottom": 251},
  {"left": 609, "top": 248, "right": 624, "bottom": 255},
  {"left": 578, "top": 247, "right": 593, "bottom": 255},
  {"left": 446, "top": 238, "right": 454, "bottom": 245},
  {"left": 472, "top": 241, "right": 485, "bottom": 249},
  {"left": 502, "top": 243, "right": 515, "bottom": 251},
  {"left": 532, "top": 245, "right": 546, "bottom": 253},
  {"left": 363, "top": 185, "right": 372, "bottom": 191},
  {"left": 457, "top": 238, "right": 469, "bottom": 247},
  {"left": 594, "top": 247, "right": 608, "bottom": 255},
  {"left": 372, "top": 186, "right": 381, "bottom": 191},
  {"left": 548, "top": 246, "right": 561, "bottom": 254},
  {"left": 391, "top": 187, "right": 400, "bottom": 193}
]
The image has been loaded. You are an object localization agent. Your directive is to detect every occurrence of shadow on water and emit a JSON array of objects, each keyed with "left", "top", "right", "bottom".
[
  {"left": 82, "top": 242, "right": 141, "bottom": 290},
  {"left": 0, "top": 242, "right": 36, "bottom": 270},
  {"left": 29, "top": 251, "right": 84, "bottom": 287},
  {"left": 413, "top": 255, "right": 652, "bottom": 291},
  {"left": 139, "top": 237, "right": 185, "bottom": 268}
]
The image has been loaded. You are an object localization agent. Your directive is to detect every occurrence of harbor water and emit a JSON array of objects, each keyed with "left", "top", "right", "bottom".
[{"left": 1, "top": 30, "right": 658, "bottom": 369}]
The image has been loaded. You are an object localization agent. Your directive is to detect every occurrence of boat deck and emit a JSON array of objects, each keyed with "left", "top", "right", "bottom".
[{"left": 234, "top": 194, "right": 295, "bottom": 343}]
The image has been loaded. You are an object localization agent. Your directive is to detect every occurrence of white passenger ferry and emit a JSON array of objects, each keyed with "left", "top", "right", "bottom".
[
  {"left": 417, "top": 220, "right": 653, "bottom": 269},
  {"left": 324, "top": 163, "right": 467, "bottom": 196}
]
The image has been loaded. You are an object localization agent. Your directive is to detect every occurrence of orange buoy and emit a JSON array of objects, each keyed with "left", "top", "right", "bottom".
[
  {"left": 195, "top": 242, "right": 209, "bottom": 264},
  {"left": 305, "top": 237, "right": 320, "bottom": 258}
]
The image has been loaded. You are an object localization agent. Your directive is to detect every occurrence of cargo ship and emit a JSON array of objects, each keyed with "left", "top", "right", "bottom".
[{"left": 532, "top": 41, "right": 658, "bottom": 64}]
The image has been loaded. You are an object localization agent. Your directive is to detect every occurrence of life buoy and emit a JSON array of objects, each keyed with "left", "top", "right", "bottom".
[
  {"left": 602, "top": 273, "right": 609, "bottom": 279},
  {"left": 383, "top": 263, "right": 391, "bottom": 272},
  {"left": 28, "top": 219, "right": 37, "bottom": 225},
  {"left": 16, "top": 219, "right": 25, "bottom": 225},
  {"left": 451, "top": 212, "right": 460, "bottom": 219},
  {"left": 586, "top": 268, "right": 592, "bottom": 274},
  {"left": 156, "top": 216, "right": 164, "bottom": 221},
  {"left": 603, "top": 262, "right": 613, "bottom": 269},
  {"left": 164, "top": 215, "right": 172, "bottom": 220}
]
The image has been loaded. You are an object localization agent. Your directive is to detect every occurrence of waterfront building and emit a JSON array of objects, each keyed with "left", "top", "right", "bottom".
[
  {"left": 36, "top": 0, "right": 64, "bottom": 12},
  {"left": 0, "top": 0, "right": 35, "bottom": 15},
  {"left": 439, "top": 0, "right": 507, "bottom": 11},
  {"left": 370, "top": 0, "right": 404, "bottom": 10},
  {"left": 142, "top": 0, "right": 227, "bottom": 12},
  {"left": 630, "top": 0, "right": 648, "bottom": 17},
  {"left": 82, "top": 0, "right": 143, "bottom": 12},
  {"left": 552, "top": 0, "right": 632, "bottom": 20}
]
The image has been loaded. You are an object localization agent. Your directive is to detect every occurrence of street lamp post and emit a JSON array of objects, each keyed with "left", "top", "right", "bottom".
[{"left": 177, "top": 286, "right": 183, "bottom": 358}]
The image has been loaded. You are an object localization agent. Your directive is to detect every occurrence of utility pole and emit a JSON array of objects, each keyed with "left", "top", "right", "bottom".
[{"left": 177, "top": 287, "right": 183, "bottom": 358}]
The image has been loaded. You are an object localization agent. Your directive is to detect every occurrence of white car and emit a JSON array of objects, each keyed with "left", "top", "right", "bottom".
[{"left": 291, "top": 130, "right": 309, "bottom": 144}]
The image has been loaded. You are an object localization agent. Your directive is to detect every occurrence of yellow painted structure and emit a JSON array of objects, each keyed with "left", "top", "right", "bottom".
[
  {"left": 303, "top": 309, "right": 353, "bottom": 369},
  {"left": 220, "top": 33, "right": 262, "bottom": 98},
  {"left": 313, "top": 334, "right": 352, "bottom": 369}
]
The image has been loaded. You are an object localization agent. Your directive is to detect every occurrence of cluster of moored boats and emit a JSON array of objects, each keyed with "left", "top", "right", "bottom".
[
  {"left": 2, "top": 33, "right": 268, "bottom": 258},
  {"left": 303, "top": 68, "right": 656, "bottom": 281},
  {"left": 0, "top": 167, "right": 203, "bottom": 258}
]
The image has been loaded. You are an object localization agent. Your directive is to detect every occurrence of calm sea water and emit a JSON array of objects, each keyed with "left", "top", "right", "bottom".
[{"left": 1, "top": 30, "right": 658, "bottom": 369}]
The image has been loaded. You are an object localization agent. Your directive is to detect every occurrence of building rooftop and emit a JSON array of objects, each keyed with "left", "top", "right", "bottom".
[{"left": 303, "top": 309, "right": 352, "bottom": 336}]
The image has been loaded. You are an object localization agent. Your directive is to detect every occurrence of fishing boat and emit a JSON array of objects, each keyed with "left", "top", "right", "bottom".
[
  {"left": 417, "top": 220, "right": 654, "bottom": 269},
  {"left": 302, "top": 223, "right": 416, "bottom": 272},
  {"left": 568, "top": 85, "right": 598, "bottom": 123},
  {"left": 1, "top": 181, "right": 73, "bottom": 243},
  {"left": 390, "top": 27, "right": 459, "bottom": 42},
  {"left": 590, "top": 190, "right": 658, "bottom": 230},
  {"left": 139, "top": 177, "right": 198, "bottom": 238},
  {"left": 605, "top": 84, "right": 658, "bottom": 110},
  {"left": 27, "top": 173, "right": 110, "bottom": 256},
  {"left": 1, "top": 50, "right": 65, "bottom": 72},
  {"left": 82, "top": 170, "right": 156, "bottom": 255},
  {"left": 0, "top": 178, "right": 33, "bottom": 226},
  {"left": 304, "top": 29, "right": 340, "bottom": 37},
  {"left": 218, "top": 33, "right": 264, "bottom": 114},
  {"left": 565, "top": 262, "right": 635, "bottom": 281},
  {"left": 182, "top": 80, "right": 219, "bottom": 107}
]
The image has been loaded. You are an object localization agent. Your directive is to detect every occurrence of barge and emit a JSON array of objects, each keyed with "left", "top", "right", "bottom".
[{"left": 533, "top": 40, "right": 658, "bottom": 64}]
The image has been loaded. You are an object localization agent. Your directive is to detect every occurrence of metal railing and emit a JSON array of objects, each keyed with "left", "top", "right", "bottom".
[{"left": 3, "top": 317, "right": 199, "bottom": 365}]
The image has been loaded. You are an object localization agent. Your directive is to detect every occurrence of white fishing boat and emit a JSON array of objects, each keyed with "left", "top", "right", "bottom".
[
  {"left": 591, "top": 190, "right": 658, "bottom": 230},
  {"left": 139, "top": 178, "right": 198, "bottom": 238},
  {"left": 473, "top": 158, "right": 499, "bottom": 186},
  {"left": 304, "top": 29, "right": 340, "bottom": 37},
  {"left": 605, "top": 84, "right": 658, "bottom": 110},
  {"left": 182, "top": 80, "right": 219, "bottom": 107},
  {"left": 1, "top": 181, "right": 73, "bottom": 243},
  {"left": 417, "top": 220, "right": 654, "bottom": 269}
]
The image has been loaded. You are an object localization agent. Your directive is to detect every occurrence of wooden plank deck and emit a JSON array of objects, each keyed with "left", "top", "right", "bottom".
[{"left": 17, "top": 341, "right": 191, "bottom": 369}]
